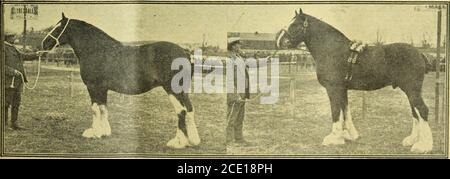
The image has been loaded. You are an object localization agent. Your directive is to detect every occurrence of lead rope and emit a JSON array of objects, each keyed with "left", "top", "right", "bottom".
[
  {"left": 11, "top": 19, "right": 72, "bottom": 90},
  {"left": 243, "top": 49, "right": 281, "bottom": 103},
  {"left": 10, "top": 51, "right": 49, "bottom": 90}
]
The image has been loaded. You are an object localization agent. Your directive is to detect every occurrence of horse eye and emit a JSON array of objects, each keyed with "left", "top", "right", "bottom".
[
  {"left": 289, "top": 24, "right": 299, "bottom": 32},
  {"left": 293, "top": 22, "right": 303, "bottom": 29}
]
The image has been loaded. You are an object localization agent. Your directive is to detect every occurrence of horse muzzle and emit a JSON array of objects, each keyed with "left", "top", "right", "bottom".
[{"left": 275, "top": 29, "right": 292, "bottom": 49}]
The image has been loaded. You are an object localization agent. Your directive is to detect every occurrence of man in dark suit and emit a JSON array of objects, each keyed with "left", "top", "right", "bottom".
[
  {"left": 4, "top": 32, "right": 40, "bottom": 130},
  {"left": 226, "top": 37, "right": 252, "bottom": 146}
]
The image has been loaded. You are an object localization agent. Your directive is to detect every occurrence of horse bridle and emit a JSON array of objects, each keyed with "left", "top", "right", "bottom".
[
  {"left": 41, "top": 19, "right": 71, "bottom": 50},
  {"left": 277, "top": 17, "right": 309, "bottom": 47}
]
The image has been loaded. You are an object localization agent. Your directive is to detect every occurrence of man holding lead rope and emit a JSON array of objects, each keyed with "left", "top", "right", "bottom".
[
  {"left": 226, "top": 37, "right": 253, "bottom": 147},
  {"left": 4, "top": 31, "right": 42, "bottom": 130}
]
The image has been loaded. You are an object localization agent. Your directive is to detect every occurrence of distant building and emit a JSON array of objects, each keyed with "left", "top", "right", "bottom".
[
  {"left": 228, "top": 32, "right": 276, "bottom": 50},
  {"left": 228, "top": 31, "right": 309, "bottom": 54}
]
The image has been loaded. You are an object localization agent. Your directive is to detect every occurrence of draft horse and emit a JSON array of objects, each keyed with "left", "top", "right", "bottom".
[
  {"left": 42, "top": 13, "right": 200, "bottom": 149},
  {"left": 276, "top": 9, "right": 433, "bottom": 153}
]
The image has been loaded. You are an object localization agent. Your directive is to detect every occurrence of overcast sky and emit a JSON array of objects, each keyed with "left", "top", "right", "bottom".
[{"left": 4, "top": 4, "right": 447, "bottom": 48}]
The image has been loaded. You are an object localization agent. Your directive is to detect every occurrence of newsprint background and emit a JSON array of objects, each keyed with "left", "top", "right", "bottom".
[{"left": 1, "top": 0, "right": 449, "bottom": 159}]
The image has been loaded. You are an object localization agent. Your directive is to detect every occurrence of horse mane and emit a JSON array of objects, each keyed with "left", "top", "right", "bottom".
[
  {"left": 305, "top": 14, "right": 351, "bottom": 42},
  {"left": 72, "top": 19, "right": 123, "bottom": 48}
]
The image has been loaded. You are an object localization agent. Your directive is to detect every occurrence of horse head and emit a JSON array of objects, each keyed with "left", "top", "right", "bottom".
[
  {"left": 42, "top": 13, "right": 72, "bottom": 51},
  {"left": 276, "top": 8, "right": 309, "bottom": 49}
]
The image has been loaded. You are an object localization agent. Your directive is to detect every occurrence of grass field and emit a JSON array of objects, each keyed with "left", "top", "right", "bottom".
[
  {"left": 230, "top": 67, "right": 447, "bottom": 156},
  {"left": 2, "top": 63, "right": 447, "bottom": 157},
  {"left": 4, "top": 64, "right": 226, "bottom": 155}
]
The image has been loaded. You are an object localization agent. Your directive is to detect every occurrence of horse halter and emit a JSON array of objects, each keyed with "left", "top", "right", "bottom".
[
  {"left": 276, "top": 18, "right": 308, "bottom": 48},
  {"left": 42, "top": 19, "right": 71, "bottom": 50},
  {"left": 284, "top": 17, "right": 309, "bottom": 38},
  {"left": 301, "top": 18, "right": 309, "bottom": 34}
]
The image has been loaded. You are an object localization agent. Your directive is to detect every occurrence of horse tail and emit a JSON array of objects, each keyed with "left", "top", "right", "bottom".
[{"left": 421, "top": 53, "right": 431, "bottom": 74}]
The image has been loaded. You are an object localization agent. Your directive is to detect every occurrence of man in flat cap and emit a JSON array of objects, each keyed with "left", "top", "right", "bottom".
[
  {"left": 226, "top": 37, "right": 252, "bottom": 146},
  {"left": 4, "top": 31, "right": 40, "bottom": 130}
]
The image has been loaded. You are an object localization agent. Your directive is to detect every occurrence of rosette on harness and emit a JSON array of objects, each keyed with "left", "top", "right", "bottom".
[{"left": 345, "top": 41, "right": 367, "bottom": 81}]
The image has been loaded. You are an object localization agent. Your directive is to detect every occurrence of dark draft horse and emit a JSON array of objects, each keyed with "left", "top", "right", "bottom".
[
  {"left": 42, "top": 13, "right": 200, "bottom": 149},
  {"left": 276, "top": 9, "right": 432, "bottom": 153}
]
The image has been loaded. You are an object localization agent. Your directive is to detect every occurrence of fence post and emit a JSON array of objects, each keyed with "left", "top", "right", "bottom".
[
  {"left": 70, "top": 70, "right": 74, "bottom": 97},
  {"left": 435, "top": 9, "right": 442, "bottom": 123},
  {"left": 441, "top": 83, "right": 445, "bottom": 122},
  {"left": 288, "top": 56, "right": 292, "bottom": 74},
  {"left": 290, "top": 76, "right": 296, "bottom": 120}
]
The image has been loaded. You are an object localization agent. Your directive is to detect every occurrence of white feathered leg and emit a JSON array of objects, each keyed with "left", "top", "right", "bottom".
[
  {"left": 342, "top": 104, "right": 359, "bottom": 141},
  {"left": 402, "top": 118, "right": 419, "bottom": 146},
  {"left": 411, "top": 114, "right": 433, "bottom": 153},
  {"left": 186, "top": 110, "right": 200, "bottom": 146},
  {"left": 82, "top": 103, "right": 103, "bottom": 138},
  {"left": 167, "top": 129, "right": 190, "bottom": 149},
  {"left": 322, "top": 111, "right": 345, "bottom": 145},
  {"left": 99, "top": 105, "right": 111, "bottom": 137},
  {"left": 166, "top": 95, "right": 191, "bottom": 149}
]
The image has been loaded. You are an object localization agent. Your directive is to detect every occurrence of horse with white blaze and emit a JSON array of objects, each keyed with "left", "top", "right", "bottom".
[{"left": 276, "top": 9, "right": 433, "bottom": 153}]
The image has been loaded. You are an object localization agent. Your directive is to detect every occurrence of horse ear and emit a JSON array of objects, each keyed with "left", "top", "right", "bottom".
[
  {"left": 299, "top": 8, "right": 303, "bottom": 15},
  {"left": 62, "top": 12, "right": 67, "bottom": 19},
  {"left": 295, "top": 10, "right": 298, "bottom": 16}
]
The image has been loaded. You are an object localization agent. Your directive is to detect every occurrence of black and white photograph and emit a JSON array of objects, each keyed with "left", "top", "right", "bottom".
[{"left": 1, "top": 1, "right": 449, "bottom": 159}]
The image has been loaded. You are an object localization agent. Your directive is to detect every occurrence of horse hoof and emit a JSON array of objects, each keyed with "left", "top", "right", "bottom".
[
  {"left": 186, "top": 113, "right": 200, "bottom": 146},
  {"left": 411, "top": 140, "right": 432, "bottom": 153},
  {"left": 82, "top": 128, "right": 102, "bottom": 139},
  {"left": 101, "top": 120, "right": 111, "bottom": 136},
  {"left": 167, "top": 138, "right": 189, "bottom": 149},
  {"left": 167, "top": 129, "right": 190, "bottom": 149},
  {"left": 402, "top": 135, "right": 418, "bottom": 147},
  {"left": 103, "top": 130, "right": 111, "bottom": 137},
  {"left": 101, "top": 126, "right": 111, "bottom": 137},
  {"left": 342, "top": 130, "right": 359, "bottom": 141},
  {"left": 410, "top": 120, "right": 433, "bottom": 153},
  {"left": 322, "top": 133, "right": 345, "bottom": 146},
  {"left": 188, "top": 136, "right": 200, "bottom": 146},
  {"left": 187, "top": 128, "right": 200, "bottom": 146}
]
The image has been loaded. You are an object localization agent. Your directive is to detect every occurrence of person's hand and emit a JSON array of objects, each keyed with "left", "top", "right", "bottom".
[
  {"left": 36, "top": 51, "right": 46, "bottom": 56},
  {"left": 237, "top": 97, "right": 248, "bottom": 103},
  {"left": 14, "top": 70, "right": 21, "bottom": 76}
]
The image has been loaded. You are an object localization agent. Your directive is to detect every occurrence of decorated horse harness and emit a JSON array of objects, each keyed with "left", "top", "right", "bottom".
[{"left": 345, "top": 41, "right": 367, "bottom": 82}]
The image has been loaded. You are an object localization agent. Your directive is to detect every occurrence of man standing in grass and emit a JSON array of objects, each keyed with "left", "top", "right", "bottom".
[
  {"left": 226, "top": 37, "right": 252, "bottom": 147},
  {"left": 4, "top": 31, "right": 40, "bottom": 130}
]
